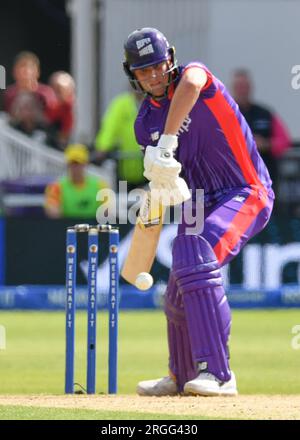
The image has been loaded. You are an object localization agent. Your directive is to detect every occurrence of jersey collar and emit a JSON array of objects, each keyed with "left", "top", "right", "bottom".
[{"left": 149, "top": 82, "right": 175, "bottom": 108}]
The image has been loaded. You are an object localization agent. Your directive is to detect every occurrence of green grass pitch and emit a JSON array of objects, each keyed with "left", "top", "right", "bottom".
[{"left": 0, "top": 309, "right": 299, "bottom": 419}]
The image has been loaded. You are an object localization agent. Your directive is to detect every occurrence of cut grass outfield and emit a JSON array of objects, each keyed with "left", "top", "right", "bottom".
[
  {"left": 0, "top": 405, "right": 212, "bottom": 421},
  {"left": 0, "top": 309, "right": 299, "bottom": 396},
  {"left": 0, "top": 309, "right": 299, "bottom": 420}
]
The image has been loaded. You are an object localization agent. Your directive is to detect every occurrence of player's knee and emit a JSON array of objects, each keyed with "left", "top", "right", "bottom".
[{"left": 172, "top": 234, "right": 223, "bottom": 293}]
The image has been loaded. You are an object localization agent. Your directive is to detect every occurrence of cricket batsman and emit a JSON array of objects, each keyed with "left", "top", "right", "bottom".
[{"left": 123, "top": 28, "right": 274, "bottom": 396}]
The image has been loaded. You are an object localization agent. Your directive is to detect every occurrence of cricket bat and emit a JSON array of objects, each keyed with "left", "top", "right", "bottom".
[{"left": 121, "top": 191, "right": 165, "bottom": 285}]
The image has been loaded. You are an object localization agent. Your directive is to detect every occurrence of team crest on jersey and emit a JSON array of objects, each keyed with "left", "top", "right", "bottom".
[
  {"left": 136, "top": 38, "right": 154, "bottom": 57},
  {"left": 151, "top": 131, "right": 160, "bottom": 142}
]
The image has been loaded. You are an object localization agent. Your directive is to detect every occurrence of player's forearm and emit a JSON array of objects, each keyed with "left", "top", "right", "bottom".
[
  {"left": 164, "top": 79, "right": 200, "bottom": 135},
  {"left": 164, "top": 68, "right": 207, "bottom": 136}
]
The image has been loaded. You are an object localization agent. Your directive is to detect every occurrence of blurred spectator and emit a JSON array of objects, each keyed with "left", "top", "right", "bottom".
[
  {"left": 4, "top": 52, "right": 75, "bottom": 149},
  {"left": 94, "top": 91, "right": 145, "bottom": 191},
  {"left": 9, "top": 91, "right": 47, "bottom": 141},
  {"left": 231, "top": 69, "right": 291, "bottom": 189},
  {"left": 4, "top": 51, "right": 57, "bottom": 124},
  {"left": 44, "top": 144, "right": 109, "bottom": 218},
  {"left": 48, "top": 71, "right": 75, "bottom": 149}
]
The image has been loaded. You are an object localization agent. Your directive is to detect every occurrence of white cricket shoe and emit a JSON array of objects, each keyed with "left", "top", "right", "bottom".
[
  {"left": 184, "top": 371, "right": 238, "bottom": 396},
  {"left": 137, "top": 376, "right": 178, "bottom": 396}
]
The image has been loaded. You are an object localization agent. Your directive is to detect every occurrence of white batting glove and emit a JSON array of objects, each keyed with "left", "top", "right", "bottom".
[
  {"left": 157, "top": 134, "right": 178, "bottom": 151},
  {"left": 149, "top": 177, "right": 191, "bottom": 206},
  {"left": 144, "top": 135, "right": 181, "bottom": 182}
]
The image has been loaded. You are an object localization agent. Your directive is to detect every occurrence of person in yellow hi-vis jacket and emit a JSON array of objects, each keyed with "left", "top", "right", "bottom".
[
  {"left": 44, "top": 144, "right": 109, "bottom": 218},
  {"left": 94, "top": 91, "right": 145, "bottom": 190}
]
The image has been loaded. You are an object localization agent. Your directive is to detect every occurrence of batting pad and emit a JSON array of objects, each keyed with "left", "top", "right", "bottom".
[
  {"left": 172, "top": 234, "right": 231, "bottom": 382},
  {"left": 164, "top": 273, "right": 198, "bottom": 391}
]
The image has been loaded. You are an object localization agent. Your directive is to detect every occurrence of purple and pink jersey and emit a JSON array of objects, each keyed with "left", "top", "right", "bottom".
[{"left": 134, "top": 62, "right": 274, "bottom": 266}]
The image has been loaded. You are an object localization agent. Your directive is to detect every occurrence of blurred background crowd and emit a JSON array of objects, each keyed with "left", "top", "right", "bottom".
[
  {"left": 0, "top": 0, "right": 299, "bottom": 220},
  {"left": 0, "top": 0, "right": 299, "bottom": 289}
]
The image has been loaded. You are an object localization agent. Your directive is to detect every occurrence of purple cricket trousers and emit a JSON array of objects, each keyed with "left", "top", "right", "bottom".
[{"left": 165, "top": 186, "right": 274, "bottom": 391}]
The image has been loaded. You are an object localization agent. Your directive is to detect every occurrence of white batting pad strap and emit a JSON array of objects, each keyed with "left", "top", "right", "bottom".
[{"left": 157, "top": 134, "right": 178, "bottom": 151}]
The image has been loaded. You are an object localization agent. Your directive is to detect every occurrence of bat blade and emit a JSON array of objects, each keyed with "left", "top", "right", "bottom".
[{"left": 121, "top": 192, "right": 164, "bottom": 285}]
